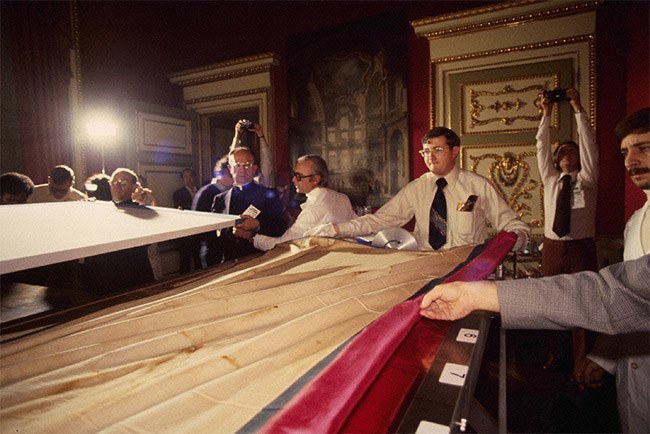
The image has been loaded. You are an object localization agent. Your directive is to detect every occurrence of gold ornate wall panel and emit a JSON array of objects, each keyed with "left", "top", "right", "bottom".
[
  {"left": 449, "top": 58, "right": 574, "bottom": 141},
  {"left": 460, "top": 143, "right": 544, "bottom": 235},
  {"left": 412, "top": 0, "right": 599, "bottom": 240}
]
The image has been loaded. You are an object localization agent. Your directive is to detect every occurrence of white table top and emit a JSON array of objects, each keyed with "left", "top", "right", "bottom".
[{"left": 0, "top": 200, "right": 239, "bottom": 274}]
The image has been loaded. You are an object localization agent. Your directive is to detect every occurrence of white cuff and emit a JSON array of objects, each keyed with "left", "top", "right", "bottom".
[
  {"left": 511, "top": 229, "right": 530, "bottom": 252},
  {"left": 304, "top": 223, "right": 336, "bottom": 238}
]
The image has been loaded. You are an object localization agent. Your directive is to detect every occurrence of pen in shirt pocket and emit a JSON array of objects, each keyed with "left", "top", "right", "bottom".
[{"left": 457, "top": 195, "right": 478, "bottom": 211}]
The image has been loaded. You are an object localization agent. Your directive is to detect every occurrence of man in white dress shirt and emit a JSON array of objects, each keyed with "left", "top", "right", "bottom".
[
  {"left": 28, "top": 164, "right": 87, "bottom": 203},
  {"left": 573, "top": 107, "right": 649, "bottom": 433},
  {"left": 305, "top": 127, "right": 530, "bottom": 251},
  {"left": 537, "top": 88, "right": 599, "bottom": 274},
  {"left": 236, "top": 154, "right": 357, "bottom": 251},
  {"left": 536, "top": 88, "right": 599, "bottom": 371}
]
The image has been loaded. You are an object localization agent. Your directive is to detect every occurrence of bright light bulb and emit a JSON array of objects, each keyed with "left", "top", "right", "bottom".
[{"left": 85, "top": 118, "right": 117, "bottom": 138}]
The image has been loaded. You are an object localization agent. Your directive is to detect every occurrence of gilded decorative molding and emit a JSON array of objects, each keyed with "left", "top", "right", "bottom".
[
  {"left": 411, "top": 0, "right": 538, "bottom": 27},
  {"left": 184, "top": 88, "right": 268, "bottom": 106},
  {"left": 467, "top": 84, "right": 545, "bottom": 129},
  {"left": 415, "top": 1, "right": 601, "bottom": 40},
  {"left": 70, "top": 0, "right": 82, "bottom": 97},
  {"left": 168, "top": 52, "right": 279, "bottom": 78},
  {"left": 170, "top": 65, "right": 275, "bottom": 87},
  {"left": 431, "top": 34, "right": 594, "bottom": 64}
]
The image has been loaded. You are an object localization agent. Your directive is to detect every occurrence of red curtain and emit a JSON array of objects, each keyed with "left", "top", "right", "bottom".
[{"left": 6, "top": 1, "right": 73, "bottom": 183}]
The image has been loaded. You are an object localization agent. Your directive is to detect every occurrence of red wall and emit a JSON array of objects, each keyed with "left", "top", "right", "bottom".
[
  {"left": 623, "top": 1, "right": 650, "bottom": 221},
  {"left": 593, "top": 1, "right": 649, "bottom": 231}
]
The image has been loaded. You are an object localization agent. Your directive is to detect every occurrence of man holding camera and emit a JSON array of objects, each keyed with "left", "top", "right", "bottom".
[
  {"left": 231, "top": 119, "right": 272, "bottom": 186},
  {"left": 536, "top": 88, "right": 599, "bottom": 370}
]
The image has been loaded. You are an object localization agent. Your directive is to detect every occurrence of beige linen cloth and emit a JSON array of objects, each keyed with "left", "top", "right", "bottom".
[{"left": 0, "top": 238, "right": 474, "bottom": 433}]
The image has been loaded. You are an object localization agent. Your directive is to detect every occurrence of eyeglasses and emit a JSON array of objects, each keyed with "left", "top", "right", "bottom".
[
  {"left": 230, "top": 162, "right": 254, "bottom": 170},
  {"left": 49, "top": 186, "right": 70, "bottom": 194},
  {"left": 292, "top": 172, "right": 316, "bottom": 181},
  {"left": 110, "top": 179, "right": 131, "bottom": 187},
  {"left": 419, "top": 146, "right": 449, "bottom": 157}
]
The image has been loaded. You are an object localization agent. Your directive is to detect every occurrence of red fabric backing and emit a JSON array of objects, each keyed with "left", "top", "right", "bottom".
[
  {"left": 260, "top": 232, "right": 516, "bottom": 433},
  {"left": 340, "top": 319, "right": 449, "bottom": 433}
]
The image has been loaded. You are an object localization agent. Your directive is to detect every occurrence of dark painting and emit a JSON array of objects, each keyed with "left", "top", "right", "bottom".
[{"left": 287, "top": 12, "right": 410, "bottom": 208}]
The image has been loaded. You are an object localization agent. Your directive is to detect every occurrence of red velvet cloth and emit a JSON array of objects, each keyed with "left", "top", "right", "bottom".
[
  {"left": 261, "top": 232, "right": 516, "bottom": 433},
  {"left": 340, "top": 319, "right": 449, "bottom": 433}
]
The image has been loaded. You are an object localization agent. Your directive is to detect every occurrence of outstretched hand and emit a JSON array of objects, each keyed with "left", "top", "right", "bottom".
[
  {"left": 419, "top": 280, "right": 500, "bottom": 321},
  {"left": 132, "top": 185, "right": 157, "bottom": 206}
]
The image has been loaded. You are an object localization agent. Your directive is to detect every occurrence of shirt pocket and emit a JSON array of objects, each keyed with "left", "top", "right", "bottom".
[{"left": 455, "top": 209, "right": 475, "bottom": 235}]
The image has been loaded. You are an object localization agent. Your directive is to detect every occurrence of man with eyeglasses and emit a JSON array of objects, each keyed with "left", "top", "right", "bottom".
[
  {"left": 109, "top": 167, "right": 157, "bottom": 206},
  {"left": 82, "top": 167, "right": 158, "bottom": 293},
  {"left": 28, "top": 164, "right": 87, "bottom": 203},
  {"left": 209, "top": 147, "right": 286, "bottom": 264},
  {"left": 240, "top": 154, "right": 357, "bottom": 251},
  {"left": 306, "top": 127, "right": 530, "bottom": 252}
]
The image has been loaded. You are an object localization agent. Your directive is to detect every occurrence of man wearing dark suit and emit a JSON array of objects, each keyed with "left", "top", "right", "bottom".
[
  {"left": 172, "top": 168, "right": 199, "bottom": 272},
  {"left": 192, "top": 157, "right": 233, "bottom": 213},
  {"left": 209, "top": 147, "right": 286, "bottom": 264},
  {"left": 172, "top": 168, "right": 197, "bottom": 210}
]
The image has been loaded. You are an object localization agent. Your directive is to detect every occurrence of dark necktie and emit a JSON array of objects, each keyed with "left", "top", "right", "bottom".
[
  {"left": 552, "top": 174, "right": 572, "bottom": 237},
  {"left": 429, "top": 178, "right": 448, "bottom": 249}
]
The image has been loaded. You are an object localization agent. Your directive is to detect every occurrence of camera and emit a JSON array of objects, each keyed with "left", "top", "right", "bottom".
[
  {"left": 543, "top": 88, "right": 569, "bottom": 103},
  {"left": 241, "top": 120, "right": 255, "bottom": 131}
]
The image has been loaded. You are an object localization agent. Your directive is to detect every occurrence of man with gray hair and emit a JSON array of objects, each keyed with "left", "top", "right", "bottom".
[{"left": 236, "top": 154, "right": 357, "bottom": 251}]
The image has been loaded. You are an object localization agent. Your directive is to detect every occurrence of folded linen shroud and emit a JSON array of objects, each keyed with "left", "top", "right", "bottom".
[{"left": 0, "top": 235, "right": 509, "bottom": 433}]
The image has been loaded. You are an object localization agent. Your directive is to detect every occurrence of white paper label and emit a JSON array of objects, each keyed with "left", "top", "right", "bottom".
[
  {"left": 243, "top": 204, "right": 261, "bottom": 218},
  {"left": 439, "top": 363, "right": 468, "bottom": 386},
  {"left": 456, "top": 328, "right": 479, "bottom": 344},
  {"left": 415, "top": 420, "right": 450, "bottom": 434}
]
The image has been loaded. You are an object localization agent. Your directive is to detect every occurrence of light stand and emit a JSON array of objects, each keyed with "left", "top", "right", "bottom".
[{"left": 85, "top": 116, "right": 117, "bottom": 176}]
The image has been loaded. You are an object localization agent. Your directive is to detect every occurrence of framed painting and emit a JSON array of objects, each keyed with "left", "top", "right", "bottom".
[{"left": 287, "top": 11, "right": 410, "bottom": 208}]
